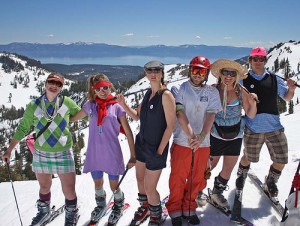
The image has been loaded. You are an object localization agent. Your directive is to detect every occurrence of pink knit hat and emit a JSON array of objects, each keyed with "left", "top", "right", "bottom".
[{"left": 250, "top": 47, "right": 267, "bottom": 57}]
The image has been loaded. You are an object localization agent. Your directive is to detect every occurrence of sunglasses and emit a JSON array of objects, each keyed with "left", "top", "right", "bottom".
[
  {"left": 191, "top": 67, "right": 208, "bottom": 77},
  {"left": 95, "top": 86, "right": 109, "bottom": 92},
  {"left": 47, "top": 80, "right": 63, "bottom": 87},
  {"left": 145, "top": 68, "right": 162, "bottom": 74},
  {"left": 221, "top": 69, "right": 237, "bottom": 77},
  {"left": 251, "top": 57, "right": 266, "bottom": 62}
]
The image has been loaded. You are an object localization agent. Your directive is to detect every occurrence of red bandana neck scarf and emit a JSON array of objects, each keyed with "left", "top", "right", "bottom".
[
  {"left": 94, "top": 94, "right": 125, "bottom": 135},
  {"left": 94, "top": 94, "right": 117, "bottom": 126}
]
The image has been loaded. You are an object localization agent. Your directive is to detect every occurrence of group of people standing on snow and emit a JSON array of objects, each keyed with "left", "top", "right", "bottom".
[{"left": 2, "top": 46, "right": 297, "bottom": 226}]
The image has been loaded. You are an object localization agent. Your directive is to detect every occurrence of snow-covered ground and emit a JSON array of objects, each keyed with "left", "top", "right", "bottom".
[
  {"left": 1, "top": 63, "right": 300, "bottom": 226},
  {"left": 0, "top": 106, "right": 299, "bottom": 226}
]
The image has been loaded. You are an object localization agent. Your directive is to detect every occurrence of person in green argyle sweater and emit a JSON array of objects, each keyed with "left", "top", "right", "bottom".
[{"left": 2, "top": 73, "right": 81, "bottom": 226}]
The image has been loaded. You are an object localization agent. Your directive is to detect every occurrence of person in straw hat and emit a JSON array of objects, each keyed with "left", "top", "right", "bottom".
[{"left": 196, "top": 59, "right": 257, "bottom": 210}]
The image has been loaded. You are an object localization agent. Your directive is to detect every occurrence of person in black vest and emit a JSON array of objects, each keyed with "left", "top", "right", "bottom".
[
  {"left": 117, "top": 60, "right": 176, "bottom": 226},
  {"left": 235, "top": 47, "right": 296, "bottom": 203}
]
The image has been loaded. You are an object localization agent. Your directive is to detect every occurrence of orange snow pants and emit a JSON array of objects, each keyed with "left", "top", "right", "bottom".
[{"left": 166, "top": 143, "right": 210, "bottom": 218}]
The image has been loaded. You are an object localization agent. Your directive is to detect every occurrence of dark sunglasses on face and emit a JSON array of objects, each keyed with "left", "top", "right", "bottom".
[
  {"left": 251, "top": 57, "right": 266, "bottom": 62},
  {"left": 145, "top": 68, "right": 162, "bottom": 74},
  {"left": 191, "top": 67, "right": 207, "bottom": 77},
  {"left": 47, "top": 80, "right": 63, "bottom": 87},
  {"left": 95, "top": 86, "right": 109, "bottom": 92},
  {"left": 221, "top": 69, "right": 237, "bottom": 77}
]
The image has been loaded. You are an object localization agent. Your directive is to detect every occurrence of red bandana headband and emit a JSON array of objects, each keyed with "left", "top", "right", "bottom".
[{"left": 93, "top": 81, "right": 111, "bottom": 90}]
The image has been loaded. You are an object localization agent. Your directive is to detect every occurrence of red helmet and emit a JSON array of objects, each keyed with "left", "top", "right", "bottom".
[{"left": 189, "top": 56, "right": 210, "bottom": 69}]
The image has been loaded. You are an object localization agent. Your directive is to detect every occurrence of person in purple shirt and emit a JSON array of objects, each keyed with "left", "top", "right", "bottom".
[
  {"left": 71, "top": 73, "right": 135, "bottom": 224},
  {"left": 235, "top": 47, "right": 297, "bottom": 204}
]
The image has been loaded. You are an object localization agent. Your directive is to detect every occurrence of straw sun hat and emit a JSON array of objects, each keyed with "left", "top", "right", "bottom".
[{"left": 210, "top": 59, "right": 248, "bottom": 80}]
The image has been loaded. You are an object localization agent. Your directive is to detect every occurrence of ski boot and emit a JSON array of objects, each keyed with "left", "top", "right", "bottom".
[
  {"left": 29, "top": 200, "right": 51, "bottom": 226},
  {"left": 171, "top": 216, "right": 182, "bottom": 226},
  {"left": 91, "top": 191, "right": 106, "bottom": 222},
  {"left": 264, "top": 166, "right": 281, "bottom": 204},
  {"left": 148, "top": 204, "right": 162, "bottom": 226},
  {"left": 195, "top": 190, "right": 207, "bottom": 207},
  {"left": 108, "top": 192, "right": 125, "bottom": 225},
  {"left": 210, "top": 175, "right": 229, "bottom": 210},
  {"left": 182, "top": 214, "right": 200, "bottom": 225},
  {"left": 64, "top": 205, "right": 79, "bottom": 226},
  {"left": 235, "top": 163, "right": 250, "bottom": 190},
  {"left": 129, "top": 193, "right": 150, "bottom": 226}
]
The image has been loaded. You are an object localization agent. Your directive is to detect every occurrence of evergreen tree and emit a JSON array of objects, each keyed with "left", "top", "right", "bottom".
[
  {"left": 288, "top": 100, "right": 294, "bottom": 114},
  {"left": 0, "top": 164, "right": 9, "bottom": 182},
  {"left": 23, "top": 163, "right": 36, "bottom": 180},
  {"left": 277, "top": 96, "right": 287, "bottom": 114},
  {"left": 13, "top": 158, "right": 25, "bottom": 181},
  {"left": 274, "top": 58, "right": 279, "bottom": 72},
  {"left": 284, "top": 58, "right": 291, "bottom": 79},
  {"left": 279, "top": 58, "right": 286, "bottom": 69}
]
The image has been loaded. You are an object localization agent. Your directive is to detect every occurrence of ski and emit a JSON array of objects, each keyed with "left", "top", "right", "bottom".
[
  {"left": 105, "top": 203, "right": 130, "bottom": 226},
  {"left": 248, "top": 171, "right": 285, "bottom": 216},
  {"left": 204, "top": 190, "right": 254, "bottom": 226},
  {"left": 160, "top": 195, "right": 169, "bottom": 224},
  {"left": 40, "top": 205, "right": 65, "bottom": 226},
  {"left": 231, "top": 189, "right": 243, "bottom": 222}
]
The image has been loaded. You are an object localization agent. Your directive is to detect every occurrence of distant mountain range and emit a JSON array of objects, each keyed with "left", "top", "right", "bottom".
[
  {"left": 45, "top": 63, "right": 144, "bottom": 82},
  {"left": 0, "top": 42, "right": 251, "bottom": 60}
]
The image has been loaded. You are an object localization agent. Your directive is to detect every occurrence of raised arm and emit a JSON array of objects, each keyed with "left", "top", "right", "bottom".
[
  {"left": 241, "top": 89, "right": 257, "bottom": 119},
  {"left": 116, "top": 94, "right": 140, "bottom": 121},
  {"left": 283, "top": 78, "right": 296, "bottom": 102}
]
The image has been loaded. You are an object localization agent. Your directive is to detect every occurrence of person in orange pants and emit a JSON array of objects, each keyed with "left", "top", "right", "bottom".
[{"left": 166, "top": 56, "right": 222, "bottom": 226}]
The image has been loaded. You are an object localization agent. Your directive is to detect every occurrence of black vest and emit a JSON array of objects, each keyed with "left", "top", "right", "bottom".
[
  {"left": 243, "top": 73, "right": 279, "bottom": 115},
  {"left": 139, "top": 89, "right": 167, "bottom": 146}
]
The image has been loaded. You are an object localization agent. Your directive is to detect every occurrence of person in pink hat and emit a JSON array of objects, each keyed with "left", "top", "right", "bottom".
[{"left": 234, "top": 47, "right": 297, "bottom": 203}]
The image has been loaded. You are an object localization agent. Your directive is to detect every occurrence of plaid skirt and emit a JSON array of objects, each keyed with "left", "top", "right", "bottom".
[{"left": 32, "top": 149, "right": 75, "bottom": 174}]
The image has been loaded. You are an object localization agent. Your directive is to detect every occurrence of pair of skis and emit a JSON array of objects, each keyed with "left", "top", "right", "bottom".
[
  {"left": 204, "top": 189, "right": 254, "bottom": 226},
  {"left": 129, "top": 196, "right": 169, "bottom": 226},
  {"left": 86, "top": 202, "right": 130, "bottom": 226},
  {"left": 230, "top": 170, "right": 285, "bottom": 225}
]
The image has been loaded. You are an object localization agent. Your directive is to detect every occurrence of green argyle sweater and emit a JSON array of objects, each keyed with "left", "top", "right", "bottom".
[{"left": 13, "top": 95, "right": 81, "bottom": 152}]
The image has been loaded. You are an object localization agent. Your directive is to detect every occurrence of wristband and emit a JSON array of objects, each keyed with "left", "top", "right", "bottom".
[{"left": 197, "top": 133, "right": 206, "bottom": 140}]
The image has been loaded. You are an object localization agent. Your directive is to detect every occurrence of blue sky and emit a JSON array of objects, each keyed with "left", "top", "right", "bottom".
[{"left": 1, "top": 0, "right": 299, "bottom": 48}]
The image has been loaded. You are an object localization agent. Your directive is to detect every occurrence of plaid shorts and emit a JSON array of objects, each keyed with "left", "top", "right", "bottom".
[
  {"left": 32, "top": 149, "right": 75, "bottom": 174},
  {"left": 243, "top": 127, "right": 288, "bottom": 164}
]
